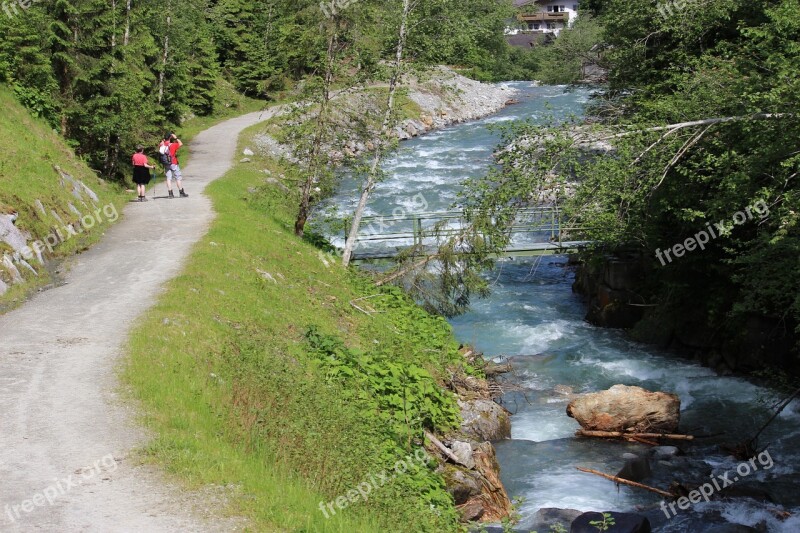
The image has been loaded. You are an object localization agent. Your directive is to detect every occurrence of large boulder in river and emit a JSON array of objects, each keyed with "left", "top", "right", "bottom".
[
  {"left": 458, "top": 399, "right": 512, "bottom": 441},
  {"left": 566, "top": 385, "right": 680, "bottom": 433}
]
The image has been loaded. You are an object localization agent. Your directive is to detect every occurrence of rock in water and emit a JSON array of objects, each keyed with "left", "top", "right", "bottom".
[
  {"left": 617, "top": 456, "right": 651, "bottom": 483},
  {"left": 531, "top": 508, "right": 583, "bottom": 532},
  {"left": 566, "top": 385, "right": 680, "bottom": 433}
]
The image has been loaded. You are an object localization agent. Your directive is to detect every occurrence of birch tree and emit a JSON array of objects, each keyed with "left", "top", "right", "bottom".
[{"left": 341, "top": 0, "right": 415, "bottom": 266}]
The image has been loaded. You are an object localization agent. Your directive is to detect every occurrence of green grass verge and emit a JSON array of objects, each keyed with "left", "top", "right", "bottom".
[{"left": 124, "top": 119, "right": 473, "bottom": 531}]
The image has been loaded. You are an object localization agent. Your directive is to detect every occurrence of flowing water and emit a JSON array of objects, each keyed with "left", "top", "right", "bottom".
[{"left": 324, "top": 82, "right": 800, "bottom": 532}]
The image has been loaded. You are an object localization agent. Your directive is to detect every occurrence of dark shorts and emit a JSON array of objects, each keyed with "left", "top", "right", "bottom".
[{"left": 133, "top": 166, "right": 152, "bottom": 185}]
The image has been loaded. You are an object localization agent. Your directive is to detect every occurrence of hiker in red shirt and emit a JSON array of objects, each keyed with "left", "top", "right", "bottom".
[
  {"left": 132, "top": 145, "right": 154, "bottom": 202},
  {"left": 161, "top": 133, "right": 188, "bottom": 198}
]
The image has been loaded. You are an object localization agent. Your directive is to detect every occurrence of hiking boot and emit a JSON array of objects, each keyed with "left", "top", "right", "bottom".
[
  {"left": 179, "top": 189, "right": 189, "bottom": 198},
  {"left": 168, "top": 190, "right": 175, "bottom": 198}
]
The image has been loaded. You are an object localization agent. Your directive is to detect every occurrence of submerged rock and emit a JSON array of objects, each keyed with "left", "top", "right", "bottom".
[
  {"left": 617, "top": 456, "right": 652, "bottom": 483},
  {"left": 567, "top": 385, "right": 681, "bottom": 433},
  {"left": 531, "top": 508, "right": 582, "bottom": 531}
]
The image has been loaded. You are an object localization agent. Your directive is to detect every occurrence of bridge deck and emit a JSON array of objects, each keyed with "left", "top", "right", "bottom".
[{"left": 352, "top": 241, "right": 590, "bottom": 261}]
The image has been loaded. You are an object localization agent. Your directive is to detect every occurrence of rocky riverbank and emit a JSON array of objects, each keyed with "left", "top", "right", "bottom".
[
  {"left": 437, "top": 347, "right": 514, "bottom": 522},
  {"left": 251, "top": 66, "right": 518, "bottom": 162},
  {"left": 393, "top": 66, "right": 519, "bottom": 141},
  {"left": 572, "top": 253, "right": 799, "bottom": 375}
]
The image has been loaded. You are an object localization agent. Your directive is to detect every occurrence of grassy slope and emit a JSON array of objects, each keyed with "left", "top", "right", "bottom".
[
  {"left": 124, "top": 120, "right": 471, "bottom": 531},
  {"left": 0, "top": 80, "right": 266, "bottom": 310},
  {"left": 0, "top": 85, "right": 127, "bottom": 307}
]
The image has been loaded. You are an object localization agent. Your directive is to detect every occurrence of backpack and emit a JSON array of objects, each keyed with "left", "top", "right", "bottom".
[{"left": 158, "top": 143, "right": 171, "bottom": 166}]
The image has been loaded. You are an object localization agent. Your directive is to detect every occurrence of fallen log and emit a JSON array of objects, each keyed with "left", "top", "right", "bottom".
[
  {"left": 577, "top": 467, "right": 673, "bottom": 498},
  {"left": 577, "top": 429, "right": 694, "bottom": 441},
  {"left": 424, "top": 430, "right": 465, "bottom": 466}
]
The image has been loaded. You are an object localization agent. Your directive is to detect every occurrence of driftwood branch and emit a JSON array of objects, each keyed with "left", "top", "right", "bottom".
[
  {"left": 349, "top": 294, "right": 382, "bottom": 316},
  {"left": 630, "top": 435, "right": 660, "bottom": 446},
  {"left": 598, "top": 113, "right": 793, "bottom": 141},
  {"left": 750, "top": 387, "right": 800, "bottom": 447},
  {"left": 577, "top": 467, "right": 673, "bottom": 498},
  {"left": 577, "top": 429, "right": 694, "bottom": 441},
  {"left": 653, "top": 125, "right": 712, "bottom": 190},
  {"left": 424, "top": 430, "right": 465, "bottom": 466}
]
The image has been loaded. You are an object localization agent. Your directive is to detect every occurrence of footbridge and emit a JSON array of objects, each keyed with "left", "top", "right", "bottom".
[{"left": 345, "top": 207, "right": 589, "bottom": 261}]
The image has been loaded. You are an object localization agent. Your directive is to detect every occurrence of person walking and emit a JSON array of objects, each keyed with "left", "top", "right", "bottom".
[
  {"left": 132, "top": 145, "right": 154, "bottom": 202},
  {"left": 162, "top": 133, "right": 188, "bottom": 198}
]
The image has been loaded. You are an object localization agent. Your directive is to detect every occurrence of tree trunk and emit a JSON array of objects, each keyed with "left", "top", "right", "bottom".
[
  {"left": 295, "top": 29, "right": 338, "bottom": 237},
  {"left": 158, "top": 3, "right": 172, "bottom": 105},
  {"left": 341, "top": 0, "right": 412, "bottom": 267},
  {"left": 123, "top": 0, "right": 131, "bottom": 47},
  {"left": 598, "top": 113, "right": 793, "bottom": 141}
]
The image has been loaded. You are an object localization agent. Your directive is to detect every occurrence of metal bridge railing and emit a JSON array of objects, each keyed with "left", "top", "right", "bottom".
[{"left": 344, "top": 207, "right": 583, "bottom": 251}]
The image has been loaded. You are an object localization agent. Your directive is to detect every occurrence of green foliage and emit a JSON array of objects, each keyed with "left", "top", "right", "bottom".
[
  {"left": 0, "top": 85, "right": 126, "bottom": 309},
  {"left": 406, "top": 0, "right": 516, "bottom": 73},
  {"left": 484, "top": 45, "right": 542, "bottom": 82},
  {"left": 306, "top": 325, "right": 461, "bottom": 443},
  {"left": 589, "top": 512, "right": 616, "bottom": 532},
  {"left": 532, "top": 16, "right": 605, "bottom": 85},
  {"left": 0, "top": 0, "right": 520, "bottom": 180}
]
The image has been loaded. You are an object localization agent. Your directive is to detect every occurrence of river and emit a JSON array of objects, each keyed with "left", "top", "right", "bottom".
[{"left": 324, "top": 82, "right": 800, "bottom": 532}]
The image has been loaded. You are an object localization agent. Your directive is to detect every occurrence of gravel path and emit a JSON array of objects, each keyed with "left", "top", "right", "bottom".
[{"left": 0, "top": 109, "right": 276, "bottom": 532}]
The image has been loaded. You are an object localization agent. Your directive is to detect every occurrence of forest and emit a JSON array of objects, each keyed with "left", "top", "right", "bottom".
[{"left": 0, "top": 0, "right": 517, "bottom": 180}]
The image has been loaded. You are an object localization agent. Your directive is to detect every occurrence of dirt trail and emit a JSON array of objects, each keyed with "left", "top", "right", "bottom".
[{"left": 0, "top": 109, "right": 276, "bottom": 532}]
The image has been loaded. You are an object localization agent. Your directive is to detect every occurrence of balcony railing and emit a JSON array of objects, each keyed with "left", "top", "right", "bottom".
[{"left": 519, "top": 12, "right": 568, "bottom": 22}]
